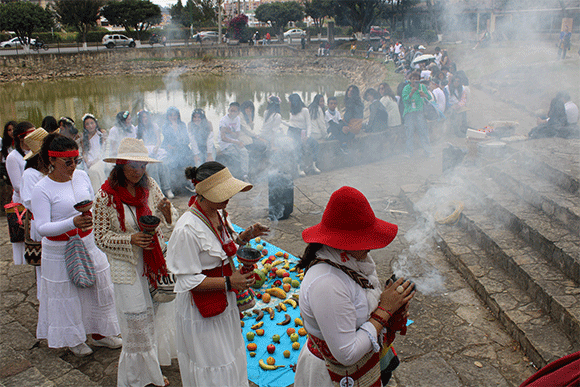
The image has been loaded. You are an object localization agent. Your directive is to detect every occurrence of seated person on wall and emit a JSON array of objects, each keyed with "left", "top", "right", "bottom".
[
  {"left": 325, "top": 96, "right": 353, "bottom": 154},
  {"left": 362, "top": 88, "right": 389, "bottom": 133},
  {"left": 562, "top": 92, "right": 579, "bottom": 138},
  {"left": 528, "top": 92, "right": 571, "bottom": 139},
  {"left": 217, "top": 102, "right": 250, "bottom": 181}
]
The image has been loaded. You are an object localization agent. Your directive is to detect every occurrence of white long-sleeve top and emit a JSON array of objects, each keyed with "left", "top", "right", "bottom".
[
  {"left": 380, "top": 96, "right": 402, "bottom": 127},
  {"left": 286, "top": 107, "right": 312, "bottom": 137},
  {"left": 6, "top": 149, "right": 27, "bottom": 203},
  {"left": 20, "top": 168, "right": 45, "bottom": 241},
  {"left": 31, "top": 170, "right": 94, "bottom": 238},
  {"left": 310, "top": 107, "right": 327, "bottom": 140},
  {"left": 299, "top": 246, "right": 383, "bottom": 366},
  {"left": 261, "top": 112, "right": 283, "bottom": 138}
]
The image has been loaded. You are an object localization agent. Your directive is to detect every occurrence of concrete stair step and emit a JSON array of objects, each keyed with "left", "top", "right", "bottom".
[
  {"left": 488, "top": 161, "right": 580, "bottom": 236},
  {"left": 400, "top": 179, "right": 580, "bottom": 367},
  {"left": 462, "top": 169, "right": 580, "bottom": 285},
  {"left": 435, "top": 223, "right": 578, "bottom": 368},
  {"left": 509, "top": 139, "right": 580, "bottom": 194}
]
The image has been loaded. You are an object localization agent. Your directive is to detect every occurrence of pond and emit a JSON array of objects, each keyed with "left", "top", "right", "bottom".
[{"left": 0, "top": 72, "right": 350, "bottom": 131}]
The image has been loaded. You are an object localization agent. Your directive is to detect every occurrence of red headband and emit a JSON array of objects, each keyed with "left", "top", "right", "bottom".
[
  {"left": 48, "top": 150, "right": 79, "bottom": 158},
  {"left": 18, "top": 129, "right": 35, "bottom": 138}
]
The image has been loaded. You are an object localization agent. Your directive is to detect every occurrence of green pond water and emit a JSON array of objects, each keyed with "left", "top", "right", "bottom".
[{"left": 1, "top": 72, "right": 350, "bottom": 130}]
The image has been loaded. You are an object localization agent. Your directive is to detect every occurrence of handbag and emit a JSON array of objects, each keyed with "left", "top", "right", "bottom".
[
  {"left": 24, "top": 210, "right": 41, "bottom": 266},
  {"left": 64, "top": 233, "right": 96, "bottom": 288},
  {"left": 150, "top": 272, "right": 177, "bottom": 303},
  {"left": 5, "top": 203, "right": 26, "bottom": 243}
]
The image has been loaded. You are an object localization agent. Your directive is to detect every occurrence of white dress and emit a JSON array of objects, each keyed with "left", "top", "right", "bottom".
[
  {"left": 31, "top": 170, "right": 120, "bottom": 348},
  {"left": 84, "top": 133, "right": 107, "bottom": 193},
  {"left": 294, "top": 246, "right": 383, "bottom": 387},
  {"left": 20, "top": 168, "right": 45, "bottom": 297},
  {"left": 6, "top": 149, "right": 28, "bottom": 265},
  {"left": 93, "top": 180, "right": 178, "bottom": 387},
  {"left": 166, "top": 211, "right": 249, "bottom": 387}
]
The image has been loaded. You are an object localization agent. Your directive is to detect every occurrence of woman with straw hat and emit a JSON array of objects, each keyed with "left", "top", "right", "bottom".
[
  {"left": 31, "top": 133, "right": 121, "bottom": 357},
  {"left": 294, "top": 186, "right": 415, "bottom": 387},
  {"left": 166, "top": 161, "right": 269, "bottom": 387},
  {"left": 94, "top": 137, "right": 178, "bottom": 387},
  {"left": 21, "top": 128, "right": 52, "bottom": 293}
]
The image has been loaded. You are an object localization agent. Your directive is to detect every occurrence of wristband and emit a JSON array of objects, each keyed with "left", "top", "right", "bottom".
[
  {"left": 370, "top": 312, "right": 389, "bottom": 327},
  {"left": 376, "top": 306, "right": 393, "bottom": 318},
  {"left": 225, "top": 276, "right": 232, "bottom": 292}
]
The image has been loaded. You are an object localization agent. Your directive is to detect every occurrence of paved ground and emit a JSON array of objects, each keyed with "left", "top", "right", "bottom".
[{"left": 0, "top": 135, "right": 537, "bottom": 386}]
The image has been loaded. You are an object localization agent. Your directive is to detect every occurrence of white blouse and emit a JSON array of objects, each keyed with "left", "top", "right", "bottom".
[
  {"left": 31, "top": 170, "right": 94, "bottom": 238},
  {"left": 20, "top": 168, "right": 45, "bottom": 241},
  {"left": 286, "top": 107, "right": 312, "bottom": 137},
  {"left": 6, "top": 149, "right": 27, "bottom": 203},
  {"left": 299, "top": 246, "right": 382, "bottom": 366}
]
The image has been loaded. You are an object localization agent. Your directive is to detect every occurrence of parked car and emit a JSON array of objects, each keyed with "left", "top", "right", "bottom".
[
  {"left": 192, "top": 31, "right": 219, "bottom": 43},
  {"left": 283, "top": 28, "right": 305, "bottom": 39},
  {"left": 102, "top": 34, "right": 136, "bottom": 49},
  {"left": 370, "top": 26, "right": 390, "bottom": 38},
  {"left": 0, "top": 37, "right": 36, "bottom": 49}
]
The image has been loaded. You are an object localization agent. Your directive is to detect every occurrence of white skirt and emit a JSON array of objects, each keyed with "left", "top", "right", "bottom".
[
  {"left": 295, "top": 345, "right": 333, "bottom": 387},
  {"left": 175, "top": 291, "right": 249, "bottom": 387},
  {"left": 114, "top": 255, "right": 177, "bottom": 387},
  {"left": 12, "top": 241, "right": 24, "bottom": 265},
  {"left": 36, "top": 233, "right": 120, "bottom": 348}
]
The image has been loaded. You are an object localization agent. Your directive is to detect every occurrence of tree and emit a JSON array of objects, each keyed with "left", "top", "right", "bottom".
[
  {"left": 172, "top": 0, "right": 216, "bottom": 28},
  {"left": 0, "top": 1, "right": 54, "bottom": 46},
  {"left": 52, "top": 0, "right": 104, "bottom": 44},
  {"left": 228, "top": 13, "right": 248, "bottom": 40},
  {"left": 333, "top": 0, "right": 382, "bottom": 33},
  {"left": 303, "top": 0, "right": 335, "bottom": 34},
  {"left": 101, "top": 0, "right": 161, "bottom": 40},
  {"left": 255, "top": 1, "right": 304, "bottom": 39}
]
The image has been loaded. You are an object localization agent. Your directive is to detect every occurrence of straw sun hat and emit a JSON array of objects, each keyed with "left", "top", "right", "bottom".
[
  {"left": 195, "top": 167, "right": 252, "bottom": 203},
  {"left": 103, "top": 138, "right": 160, "bottom": 164},
  {"left": 23, "top": 127, "right": 57, "bottom": 161},
  {"left": 302, "top": 186, "right": 398, "bottom": 251}
]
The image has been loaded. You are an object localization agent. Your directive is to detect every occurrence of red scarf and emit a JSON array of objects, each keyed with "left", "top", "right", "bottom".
[{"left": 101, "top": 179, "right": 168, "bottom": 286}]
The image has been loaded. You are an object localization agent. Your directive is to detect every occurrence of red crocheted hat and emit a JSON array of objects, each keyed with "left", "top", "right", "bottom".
[{"left": 302, "top": 186, "right": 398, "bottom": 251}]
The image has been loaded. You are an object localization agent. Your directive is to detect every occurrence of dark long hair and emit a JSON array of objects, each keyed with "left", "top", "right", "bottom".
[
  {"left": 40, "top": 133, "right": 78, "bottom": 167},
  {"left": 240, "top": 101, "right": 255, "bottom": 128},
  {"left": 2, "top": 121, "right": 17, "bottom": 159},
  {"left": 289, "top": 93, "right": 305, "bottom": 116},
  {"left": 136, "top": 110, "right": 154, "bottom": 140},
  {"left": 14, "top": 121, "right": 35, "bottom": 157},
  {"left": 41, "top": 116, "right": 59, "bottom": 133},
  {"left": 344, "top": 85, "right": 363, "bottom": 109},
  {"left": 297, "top": 243, "right": 323, "bottom": 271},
  {"left": 308, "top": 94, "right": 324, "bottom": 120},
  {"left": 265, "top": 96, "right": 281, "bottom": 122},
  {"left": 115, "top": 111, "right": 132, "bottom": 133},
  {"left": 25, "top": 153, "right": 47, "bottom": 174},
  {"left": 81, "top": 114, "right": 104, "bottom": 155},
  {"left": 107, "top": 164, "right": 149, "bottom": 190},
  {"left": 448, "top": 75, "right": 464, "bottom": 100},
  {"left": 378, "top": 82, "right": 396, "bottom": 101}
]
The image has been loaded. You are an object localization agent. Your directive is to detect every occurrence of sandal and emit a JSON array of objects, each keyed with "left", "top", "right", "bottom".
[{"left": 155, "top": 376, "right": 170, "bottom": 387}]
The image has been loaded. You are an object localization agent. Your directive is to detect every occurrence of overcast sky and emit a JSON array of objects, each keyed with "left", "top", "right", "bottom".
[{"left": 151, "top": 0, "right": 177, "bottom": 9}]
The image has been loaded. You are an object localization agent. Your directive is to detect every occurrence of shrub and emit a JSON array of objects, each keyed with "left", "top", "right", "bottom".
[{"left": 422, "top": 30, "right": 438, "bottom": 44}]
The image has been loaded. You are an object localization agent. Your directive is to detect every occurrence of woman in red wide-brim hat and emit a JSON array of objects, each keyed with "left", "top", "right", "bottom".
[{"left": 295, "top": 186, "right": 415, "bottom": 387}]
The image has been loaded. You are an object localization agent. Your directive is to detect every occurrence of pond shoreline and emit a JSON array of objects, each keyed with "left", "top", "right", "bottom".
[{"left": 0, "top": 48, "right": 389, "bottom": 90}]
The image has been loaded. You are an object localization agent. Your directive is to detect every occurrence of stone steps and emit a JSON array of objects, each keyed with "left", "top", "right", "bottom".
[{"left": 399, "top": 140, "right": 580, "bottom": 368}]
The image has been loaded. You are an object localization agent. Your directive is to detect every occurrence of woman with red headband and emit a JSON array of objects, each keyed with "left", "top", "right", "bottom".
[
  {"left": 31, "top": 133, "right": 120, "bottom": 357},
  {"left": 294, "top": 186, "right": 415, "bottom": 387},
  {"left": 6, "top": 121, "right": 34, "bottom": 265},
  {"left": 94, "top": 137, "right": 177, "bottom": 387}
]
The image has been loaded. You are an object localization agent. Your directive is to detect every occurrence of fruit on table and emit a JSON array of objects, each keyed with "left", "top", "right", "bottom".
[
  {"left": 255, "top": 237, "right": 261, "bottom": 243},
  {"left": 290, "top": 333, "right": 299, "bottom": 342},
  {"left": 284, "top": 252, "right": 289, "bottom": 259},
  {"left": 291, "top": 279, "right": 300, "bottom": 288},
  {"left": 282, "top": 277, "right": 292, "bottom": 284},
  {"left": 292, "top": 341, "right": 301, "bottom": 350},
  {"left": 263, "top": 307, "right": 275, "bottom": 320},
  {"left": 272, "top": 334, "right": 281, "bottom": 343},
  {"left": 247, "top": 343, "right": 257, "bottom": 351},
  {"left": 264, "top": 263, "right": 272, "bottom": 271},
  {"left": 282, "top": 283, "right": 291, "bottom": 292},
  {"left": 275, "top": 251, "right": 284, "bottom": 257},
  {"left": 277, "top": 314, "right": 291, "bottom": 326},
  {"left": 256, "top": 244, "right": 264, "bottom": 251},
  {"left": 256, "top": 329, "right": 265, "bottom": 336},
  {"left": 284, "top": 299, "right": 297, "bottom": 309},
  {"left": 266, "top": 356, "right": 276, "bottom": 365},
  {"left": 286, "top": 327, "right": 295, "bottom": 336},
  {"left": 298, "top": 327, "right": 307, "bottom": 336},
  {"left": 283, "top": 350, "right": 291, "bottom": 358},
  {"left": 267, "top": 344, "right": 276, "bottom": 354},
  {"left": 265, "top": 287, "right": 287, "bottom": 299},
  {"left": 251, "top": 321, "right": 264, "bottom": 330},
  {"left": 241, "top": 321, "right": 245, "bottom": 327},
  {"left": 262, "top": 249, "right": 268, "bottom": 256},
  {"left": 246, "top": 332, "right": 255, "bottom": 341},
  {"left": 261, "top": 293, "right": 271, "bottom": 303},
  {"left": 273, "top": 279, "right": 282, "bottom": 287},
  {"left": 259, "top": 358, "right": 285, "bottom": 370},
  {"left": 282, "top": 272, "right": 290, "bottom": 278},
  {"left": 250, "top": 352, "right": 256, "bottom": 357},
  {"left": 294, "top": 317, "right": 303, "bottom": 326},
  {"left": 252, "top": 269, "right": 267, "bottom": 288},
  {"left": 278, "top": 302, "right": 287, "bottom": 312},
  {"left": 276, "top": 269, "right": 286, "bottom": 278},
  {"left": 253, "top": 309, "right": 264, "bottom": 321}
]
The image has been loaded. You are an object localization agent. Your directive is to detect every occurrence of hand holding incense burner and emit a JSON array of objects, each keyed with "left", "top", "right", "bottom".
[
  {"left": 74, "top": 200, "right": 93, "bottom": 231},
  {"left": 138, "top": 215, "right": 161, "bottom": 235},
  {"left": 234, "top": 246, "right": 261, "bottom": 312}
]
